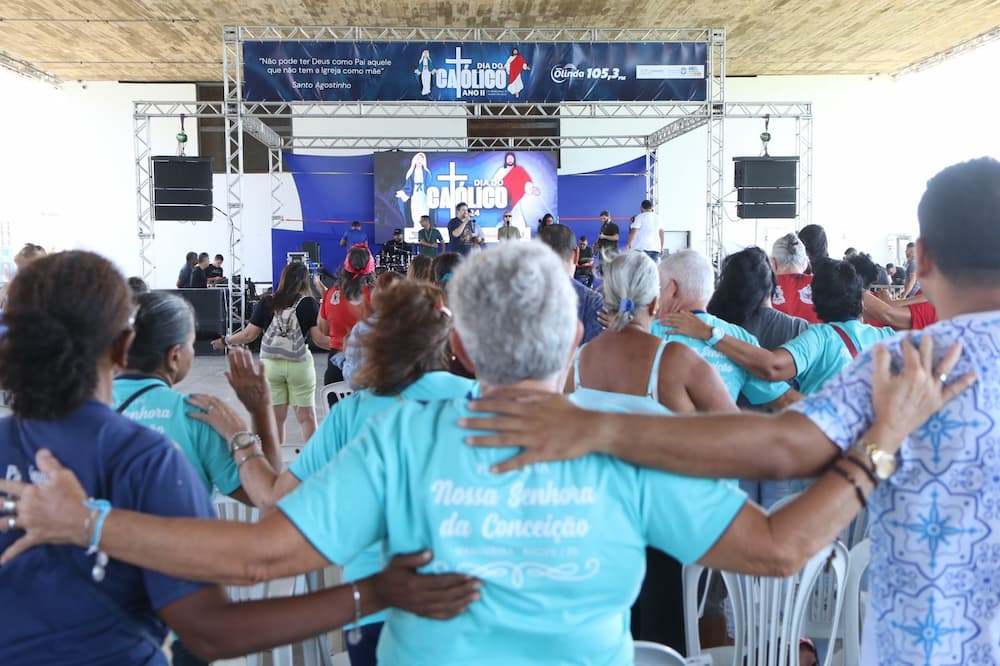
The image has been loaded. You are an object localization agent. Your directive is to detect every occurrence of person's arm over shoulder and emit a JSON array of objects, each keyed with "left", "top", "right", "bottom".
[
  {"left": 116, "top": 428, "right": 217, "bottom": 609},
  {"left": 580, "top": 288, "right": 604, "bottom": 344}
]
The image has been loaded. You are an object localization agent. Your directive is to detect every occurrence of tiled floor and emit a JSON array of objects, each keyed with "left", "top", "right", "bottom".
[{"left": 176, "top": 351, "right": 333, "bottom": 463}]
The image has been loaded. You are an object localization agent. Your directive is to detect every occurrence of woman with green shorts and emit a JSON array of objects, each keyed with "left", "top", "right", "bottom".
[{"left": 214, "top": 262, "right": 327, "bottom": 444}]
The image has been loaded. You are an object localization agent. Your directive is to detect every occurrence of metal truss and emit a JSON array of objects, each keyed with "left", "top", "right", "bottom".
[
  {"left": 894, "top": 25, "right": 1000, "bottom": 78},
  {"left": 0, "top": 48, "right": 62, "bottom": 86},
  {"left": 223, "top": 26, "right": 247, "bottom": 334},
  {"left": 230, "top": 26, "right": 714, "bottom": 43},
  {"left": 268, "top": 148, "right": 284, "bottom": 228},
  {"left": 133, "top": 112, "right": 154, "bottom": 281},
  {"left": 287, "top": 135, "right": 647, "bottom": 151},
  {"left": 705, "top": 29, "right": 726, "bottom": 266},
  {"left": 796, "top": 113, "right": 814, "bottom": 229}
]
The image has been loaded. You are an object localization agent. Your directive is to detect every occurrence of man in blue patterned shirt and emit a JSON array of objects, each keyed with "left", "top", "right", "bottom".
[{"left": 465, "top": 157, "right": 999, "bottom": 665}]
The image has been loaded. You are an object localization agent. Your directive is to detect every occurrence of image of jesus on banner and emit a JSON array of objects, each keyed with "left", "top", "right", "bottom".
[
  {"left": 493, "top": 152, "right": 542, "bottom": 231},
  {"left": 504, "top": 47, "right": 531, "bottom": 98}
]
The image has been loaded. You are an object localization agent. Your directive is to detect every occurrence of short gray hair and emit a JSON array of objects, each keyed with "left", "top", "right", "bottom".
[
  {"left": 602, "top": 252, "right": 659, "bottom": 332},
  {"left": 449, "top": 242, "right": 578, "bottom": 385},
  {"left": 772, "top": 232, "right": 807, "bottom": 271},
  {"left": 658, "top": 250, "right": 714, "bottom": 305}
]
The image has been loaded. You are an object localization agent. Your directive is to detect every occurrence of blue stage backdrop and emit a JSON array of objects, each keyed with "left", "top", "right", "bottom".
[
  {"left": 274, "top": 153, "right": 646, "bottom": 283},
  {"left": 244, "top": 41, "right": 707, "bottom": 103},
  {"left": 374, "top": 151, "right": 557, "bottom": 243},
  {"left": 556, "top": 156, "right": 648, "bottom": 246}
]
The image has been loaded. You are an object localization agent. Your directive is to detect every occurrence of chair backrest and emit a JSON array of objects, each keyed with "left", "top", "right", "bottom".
[
  {"left": 681, "top": 563, "right": 708, "bottom": 656},
  {"left": 321, "top": 381, "right": 354, "bottom": 409},
  {"left": 634, "top": 640, "right": 688, "bottom": 666},
  {"left": 841, "top": 538, "right": 870, "bottom": 666},
  {"left": 212, "top": 497, "right": 295, "bottom": 666},
  {"left": 721, "top": 541, "right": 848, "bottom": 666}
]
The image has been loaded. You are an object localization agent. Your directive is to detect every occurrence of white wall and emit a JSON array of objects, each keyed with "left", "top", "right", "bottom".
[{"left": 2, "top": 37, "right": 998, "bottom": 282}]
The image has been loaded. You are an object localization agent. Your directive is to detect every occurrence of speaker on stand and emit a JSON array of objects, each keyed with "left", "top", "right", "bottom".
[{"left": 734, "top": 156, "right": 799, "bottom": 219}]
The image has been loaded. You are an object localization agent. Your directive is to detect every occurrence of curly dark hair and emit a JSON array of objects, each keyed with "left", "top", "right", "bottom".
[
  {"left": 707, "top": 247, "right": 775, "bottom": 326},
  {"left": 127, "top": 292, "right": 195, "bottom": 374},
  {"left": 0, "top": 251, "right": 133, "bottom": 419},
  {"left": 351, "top": 281, "right": 452, "bottom": 395},
  {"left": 811, "top": 259, "right": 864, "bottom": 323},
  {"left": 846, "top": 253, "right": 879, "bottom": 289}
]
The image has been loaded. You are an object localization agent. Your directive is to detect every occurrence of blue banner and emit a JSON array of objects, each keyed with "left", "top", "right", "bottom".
[
  {"left": 243, "top": 41, "right": 706, "bottom": 102},
  {"left": 374, "top": 151, "right": 558, "bottom": 242}
]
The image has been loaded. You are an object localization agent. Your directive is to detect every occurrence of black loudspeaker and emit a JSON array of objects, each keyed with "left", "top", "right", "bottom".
[
  {"left": 160, "top": 289, "right": 228, "bottom": 354},
  {"left": 734, "top": 156, "right": 798, "bottom": 219},
  {"left": 152, "top": 156, "right": 214, "bottom": 221},
  {"left": 302, "top": 241, "right": 321, "bottom": 264}
]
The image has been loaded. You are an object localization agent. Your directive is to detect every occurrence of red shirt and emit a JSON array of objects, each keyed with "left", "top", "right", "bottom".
[
  {"left": 908, "top": 301, "right": 938, "bottom": 330},
  {"left": 773, "top": 273, "right": 820, "bottom": 324},
  {"left": 320, "top": 286, "right": 371, "bottom": 351}
]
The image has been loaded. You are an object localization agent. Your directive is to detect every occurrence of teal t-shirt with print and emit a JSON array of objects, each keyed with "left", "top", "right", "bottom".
[
  {"left": 289, "top": 370, "right": 476, "bottom": 628},
  {"left": 651, "top": 312, "right": 791, "bottom": 405},
  {"left": 278, "top": 398, "right": 746, "bottom": 666},
  {"left": 780, "top": 320, "right": 896, "bottom": 395},
  {"left": 111, "top": 376, "right": 241, "bottom": 497}
]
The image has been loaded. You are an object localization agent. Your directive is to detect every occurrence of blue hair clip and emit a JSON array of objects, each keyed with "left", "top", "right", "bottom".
[
  {"left": 619, "top": 299, "right": 635, "bottom": 314},
  {"left": 440, "top": 272, "right": 453, "bottom": 283}
]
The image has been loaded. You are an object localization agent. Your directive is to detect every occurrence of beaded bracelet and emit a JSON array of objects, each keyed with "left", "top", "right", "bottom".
[
  {"left": 83, "top": 498, "right": 112, "bottom": 582},
  {"left": 236, "top": 452, "right": 266, "bottom": 469},
  {"left": 829, "top": 465, "right": 867, "bottom": 508},
  {"left": 841, "top": 453, "right": 878, "bottom": 487}
]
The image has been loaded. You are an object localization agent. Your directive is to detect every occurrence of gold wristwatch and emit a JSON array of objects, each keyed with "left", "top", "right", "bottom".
[{"left": 858, "top": 439, "right": 897, "bottom": 480}]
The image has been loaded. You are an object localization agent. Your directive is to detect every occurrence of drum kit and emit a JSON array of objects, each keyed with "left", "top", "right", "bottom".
[{"left": 376, "top": 247, "right": 412, "bottom": 274}]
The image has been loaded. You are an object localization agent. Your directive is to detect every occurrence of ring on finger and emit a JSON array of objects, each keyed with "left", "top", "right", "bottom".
[
  {"left": 939, "top": 373, "right": 949, "bottom": 384},
  {"left": 2, "top": 499, "right": 16, "bottom": 513}
]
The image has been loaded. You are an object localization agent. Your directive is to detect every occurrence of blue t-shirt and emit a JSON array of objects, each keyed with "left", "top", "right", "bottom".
[
  {"left": 342, "top": 228, "right": 369, "bottom": 247},
  {"left": 112, "top": 376, "right": 241, "bottom": 497},
  {"left": 780, "top": 320, "right": 896, "bottom": 395},
  {"left": 651, "top": 312, "right": 790, "bottom": 406},
  {"left": 573, "top": 279, "right": 605, "bottom": 345},
  {"left": 278, "top": 398, "right": 745, "bottom": 665},
  {"left": 0, "top": 402, "right": 215, "bottom": 665},
  {"left": 289, "top": 371, "right": 476, "bottom": 627},
  {"left": 791, "top": 312, "right": 1000, "bottom": 666}
]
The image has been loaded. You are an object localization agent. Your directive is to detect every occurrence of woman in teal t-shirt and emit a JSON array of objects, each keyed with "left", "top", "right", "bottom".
[
  {"left": 112, "top": 292, "right": 281, "bottom": 508},
  {"left": 202, "top": 280, "right": 473, "bottom": 666},
  {"left": 663, "top": 259, "right": 895, "bottom": 396}
]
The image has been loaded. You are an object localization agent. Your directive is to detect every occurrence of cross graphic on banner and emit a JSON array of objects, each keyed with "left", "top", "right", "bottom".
[
  {"left": 445, "top": 46, "right": 472, "bottom": 99},
  {"left": 437, "top": 161, "right": 469, "bottom": 218}
]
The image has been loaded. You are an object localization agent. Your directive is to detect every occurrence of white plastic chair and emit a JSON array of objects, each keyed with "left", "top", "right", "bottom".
[
  {"left": 721, "top": 541, "right": 848, "bottom": 666},
  {"left": 634, "top": 640, "right": 688, "bottom": 666},
  {"left": 321, "top": 381, "right": 353, "bottom": 410},
  {"left": 681, "top": 564, "right": 736, "bottom": 665},
  {"left": 213, "top": 497, "right": 332, "bottom": 666},
  {"left": 840, "top": 538, "right": 870, "bottom": 666}
]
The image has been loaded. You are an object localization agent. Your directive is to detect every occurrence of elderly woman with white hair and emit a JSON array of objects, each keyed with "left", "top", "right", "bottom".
[
  {"left": 771, "top": 232, "right": 820, "bottom": 323},
  {"left": 0, "top": 243, "right": 963, "bottom": 665},
  {"left": 569, "top": 251, "right": 735, "bottom": 414}
]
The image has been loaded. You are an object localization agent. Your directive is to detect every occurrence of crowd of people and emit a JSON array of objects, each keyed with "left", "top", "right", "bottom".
[{"left": 0, "top": 157, "right": 996, "bottom": 666}]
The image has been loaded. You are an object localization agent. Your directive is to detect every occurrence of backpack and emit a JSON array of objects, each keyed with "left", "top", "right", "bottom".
[{"left": 260, "top": 296, "right": 308, "bottom": 361}]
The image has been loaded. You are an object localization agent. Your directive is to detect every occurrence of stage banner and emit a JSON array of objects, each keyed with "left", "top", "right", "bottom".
[
  {"left": 243, "top": 41, "right": 707, "bottom": 102},
  {"left": 374, "top": 151, "right": 558, "bottom": 243}
]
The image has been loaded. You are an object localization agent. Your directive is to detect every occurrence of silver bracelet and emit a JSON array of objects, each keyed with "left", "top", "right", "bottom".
[
  {"left": 236, "top": 452, "right": 265, "bottom": 469},
  {"left": 347, "top": 582, "right": 362, "bottom": 646}
]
